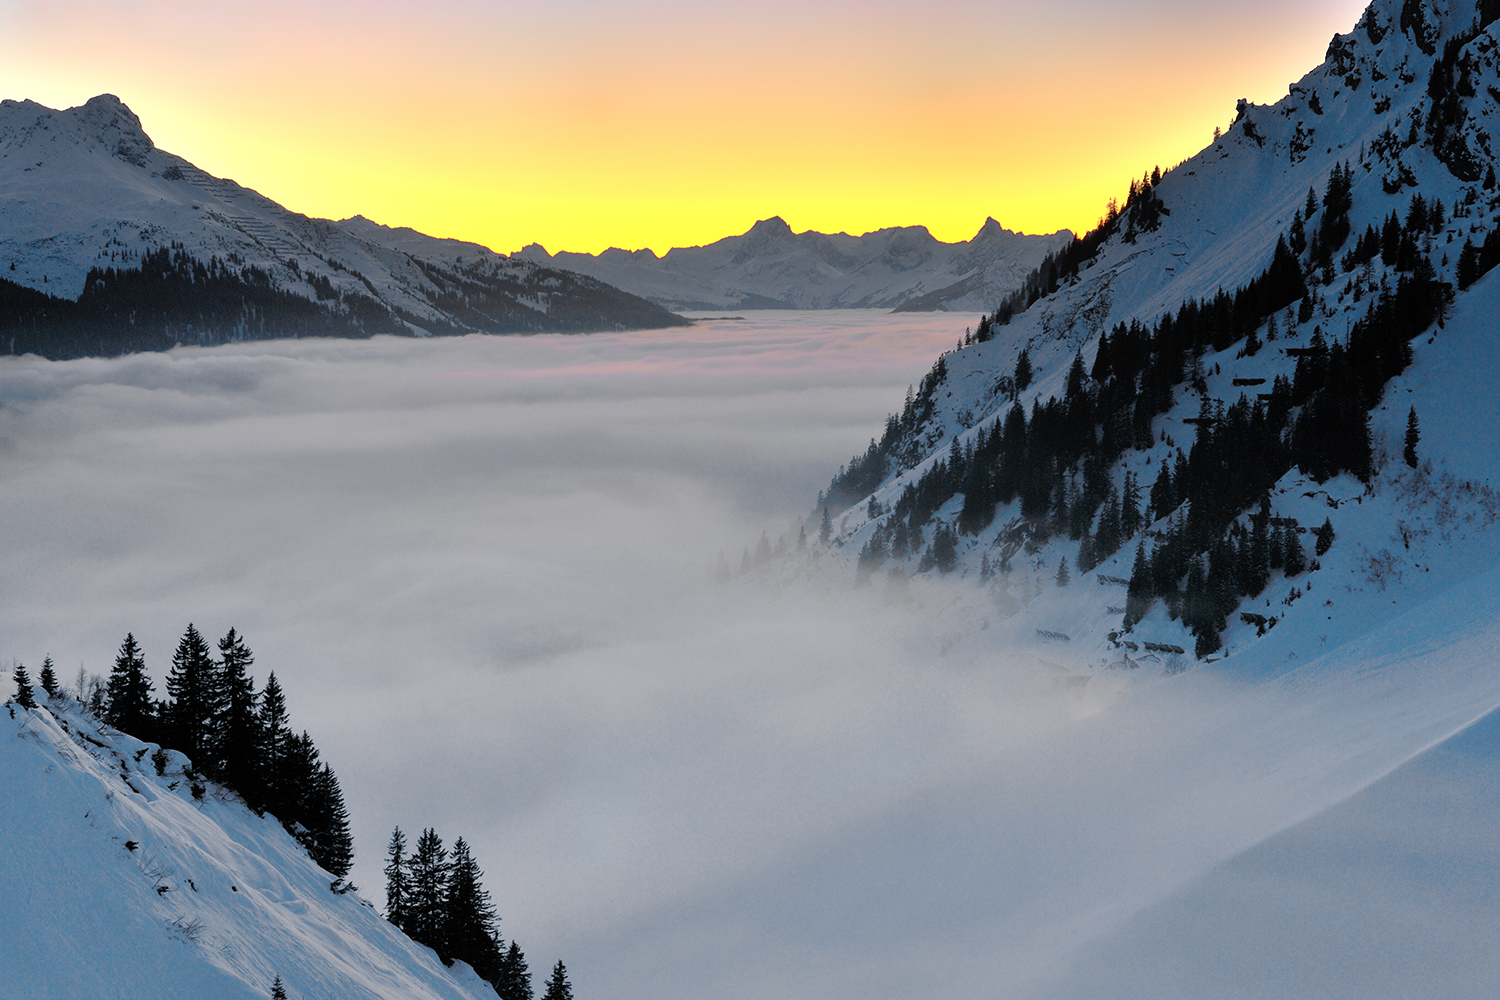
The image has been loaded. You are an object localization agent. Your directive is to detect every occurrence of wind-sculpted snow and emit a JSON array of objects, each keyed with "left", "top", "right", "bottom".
[{"left": 0, "top": 700, "right": 500, "bottom": 1000}]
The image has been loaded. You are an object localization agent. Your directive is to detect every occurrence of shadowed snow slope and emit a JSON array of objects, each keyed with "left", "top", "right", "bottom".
[
  {"left": 0, "top": 95, "right": 685, "bottom": 347},
  {"left": 0, "top": 701, "right": 495, "bottom": 1000}
]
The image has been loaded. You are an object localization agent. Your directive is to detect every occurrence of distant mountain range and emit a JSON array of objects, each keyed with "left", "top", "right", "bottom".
[
  {"left": 514, "top": 216, "right": 1073, "bottom": 313},
  {"left": 0, "top": 95, "right": 687, "bottom": 359}
]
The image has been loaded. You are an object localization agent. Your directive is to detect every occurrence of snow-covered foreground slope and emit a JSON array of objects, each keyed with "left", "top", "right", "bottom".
[
  {"left": 515, "top": 216, "right": 1071, "bottom": 313},
  {"left": 0, "top": 700, "right": 496, "bottom": 1000},
  {"left": 1052, "top": 700, "right": 1500, "bottom": 998},
  {"left": 0, "top": 95, "right": 685, "bottom": 353}
]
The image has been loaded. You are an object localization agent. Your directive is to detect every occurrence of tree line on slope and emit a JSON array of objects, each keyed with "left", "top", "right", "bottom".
[
  {"left": 832, "top": 159, "right": 1452, "bottom": 656},
  {"left": 384, "top": 826, "right": 574, "bottom": 1000},
  {"left": 0, "top": 246, "right": 403, "bottom": 360},
  {"left": 7, "top": 626, "right": 353, "bottom": 877},
  {"left": 0, "top": 241, "right": 691, "bottom": 361}
]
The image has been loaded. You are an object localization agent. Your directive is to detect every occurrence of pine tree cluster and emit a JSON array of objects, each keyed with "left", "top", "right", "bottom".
[
  {"left": 99, "top": 626, "right": 353, "bottom": 877},
  {"left": 383, "top": 826, "right": 545, "bottom": 1000}
]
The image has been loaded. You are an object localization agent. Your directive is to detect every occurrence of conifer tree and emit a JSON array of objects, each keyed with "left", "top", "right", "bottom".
[
  {"left": 38, "top": 657, "right": 58, "bottom": 698},
  {"left": 446, "top": 838, "right": 503, "bottom": 983},
  {"left": 1284, "top": 522, "right": 1307, "bottom": 577},
  {"left": 106, "top": 633, "right": 156, "bottom": 740},
  {"left": 497, "top": 942, "right": 535, "bottom": 1000},
  {"left": 1014, "top": 349, "right": 1033, "bottom": 395},
  {"left": 408, "top": 828, "right": 451, "bottom": 956},
  {"left": 1404, "top": 407, "right": 1420, "bottom": 468},
  {"left": 13, "top": 663, "right": 36, "bottom": 709},
  {"left": 217, "top": 628, "right": 260, "bottom": 794},
  {"left": 542, "top": 962, "right": 573, "bottom": 1000},
  {"left": 819, "top": 507, "right": 832, "bottom": 543},
  {"left": 1247, "top": 505, "right": 1271, "bottom": 597},
  {"left": 1120, "top": 472, "right": 1142, "bottom": 540},
  {"left": 385, "top": 827, "right": 410, "bottom": 932},
  {"left": 1055, "top": 557, "right": 1070, "bottom": 588},
  {"left": 270, "top": 975, "right": 288, "bottom": 1000},
  {"left": 1315, "top": 518, "right": 1336, "bottom": 557},
  {"left": 165, "top": 623, "right": 222, "bottom": 768},
  {"left": 302, "top": 763, "right": 354, "bottom": 878},
  {"left": 257, "top": 673, "right": 291, "bottom": 814}
]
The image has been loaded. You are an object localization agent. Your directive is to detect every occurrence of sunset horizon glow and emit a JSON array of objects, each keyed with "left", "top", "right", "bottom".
[{"left": 1, "top": 0, "right": 1370, "bottom": 256}]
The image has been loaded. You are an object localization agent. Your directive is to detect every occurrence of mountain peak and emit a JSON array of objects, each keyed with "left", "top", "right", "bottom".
[
  {"left": 746, "top": 216, "right": 794, "bottom": 238},
  {"left": 0, "top": 92, "right": 156, "bottom": 167}
]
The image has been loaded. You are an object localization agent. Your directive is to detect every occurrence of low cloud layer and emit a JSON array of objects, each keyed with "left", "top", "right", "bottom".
[{"left": 3, "top": 311, "right": 1498, "bottom": 998}]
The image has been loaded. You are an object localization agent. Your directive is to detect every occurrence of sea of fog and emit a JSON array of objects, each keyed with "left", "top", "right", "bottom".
[{"left": 4, "top": 310, "right": 1500, "bottom": 999}]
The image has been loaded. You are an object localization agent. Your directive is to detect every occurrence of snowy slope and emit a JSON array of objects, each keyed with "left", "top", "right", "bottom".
[
  {"left": 514, "top": 216, "right": 1072, "bottom": 313},
  {"left": 0, "top": 95, "right": 685, "bottom": 344},
  {"left": 799, "top": 0, "right": 1500, "bottom": 675},
  {"left": 0, "top": 698, "right": 496, "bottom": 1000}
]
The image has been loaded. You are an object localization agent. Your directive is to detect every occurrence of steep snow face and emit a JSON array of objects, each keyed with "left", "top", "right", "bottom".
[
  {"left": 515, "top": 216, "right": 1073, "bottom": 312},
  {"left": 0, "top": 698, "right": 496, "bottom": 1000},
  {"left": 807, "top": 0, "right": 1500, "bottom": 671},
  {"left": 0, "top": 95, "right": 681, "bottom": 336}
]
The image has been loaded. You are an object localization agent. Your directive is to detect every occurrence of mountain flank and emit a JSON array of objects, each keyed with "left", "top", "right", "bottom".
[
  {"left": 0, "top": 95, "right": 688, "bottom": 360},
  {"left": 772, "top": 0, "right": 1500, "bottom": 672}
]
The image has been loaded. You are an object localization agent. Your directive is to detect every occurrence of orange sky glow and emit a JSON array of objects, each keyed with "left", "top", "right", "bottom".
[{"left": 0, "top": 0, "right": 1372, "bottom": 255}]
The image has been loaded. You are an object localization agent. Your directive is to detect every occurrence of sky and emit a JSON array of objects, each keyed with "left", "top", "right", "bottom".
[
  {"left": 5, "top": 313, "right": 1500, "bottom": 998},
  {"left": 0, "top": 0, "right": 1370, "bottom": 254}
]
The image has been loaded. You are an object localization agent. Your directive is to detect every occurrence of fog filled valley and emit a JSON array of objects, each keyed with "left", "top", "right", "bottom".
[{"left": 6, "top": 306, "right": 1500, "bottom": 999}]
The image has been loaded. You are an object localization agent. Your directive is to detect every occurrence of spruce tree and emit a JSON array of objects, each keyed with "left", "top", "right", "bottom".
[
  {"left": 819, "top": 507, "right": 832, "bottom": 544},
  {"left": 303, "top": 763, "right": 354, "bottom": 878},
  {"left": 106, "top": 633, "right": 156, "bottom": 740},
  {"left": 1120, "top": 472, "right": 1142, "bottom": 539},
  {"left": 385, "top": 827, "right": 410, "bottom": 932},
  {"left": 256, "top": 673, "right": 292, "bottom": 815},
  {"left": 498, "top": 942, "right": 535, "bottom": 1000},
  {"left": 271, "top": 975, "right": 288, "bottom": 1000},
  {"left": 165, "top": 624, "right": 222, "bottom": 768},
  {"left": 409, "top": 828, "right": 451, "bottom": 956},
  {"left": 13, "top": 663, "right": 36, "bottom": 709},
  {"left": 217, "top": 628, "right": 261, "bottom": 798},
  {"left": 1284, "top": 522, "right": 1307, "bottom": 577},
  {"left": 1404, "top": 407, "right": 1420, "bottom": 468},
  {"left": 446, "top": 838, "right": 503, "bottom": 983},
  {"left": 1247, "top": 507, "right": 1271, "bottom": 597},
  {"left": 542, "top": 962, "right": 573, "bottom": 1000},
  {"left": 38, "top": 657, "right": 58, "bottom": 699},
  {"left": 1055, "top": 557, "right": 1070, "bottom": 588},
  {"left": 1014, "top": 349, "right": 1033, "bottom": 395},
  {"left": 1315, "top": 518, "right": 1336, "bottom": 557}
]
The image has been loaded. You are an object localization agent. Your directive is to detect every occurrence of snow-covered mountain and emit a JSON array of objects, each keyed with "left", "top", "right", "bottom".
[
  {"left": 798, "top": 0, "right": 1500, "bottom": 675},
  {"left": 0, "top": 697, "right": 499, "bottom": 1000},
  {"left": 514, "top": 216, "right": 1072, "bottom": 313},
  {"left": 0, "top": 95, "right": 686, "bottom": 359}
]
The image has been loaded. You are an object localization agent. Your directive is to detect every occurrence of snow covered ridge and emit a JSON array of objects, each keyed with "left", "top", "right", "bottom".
[
  {"left": 0, "top": 695, "right": 502, "bottom": 1000},
  {"left": 513, "top": 216, "right": 1073, "bottom": 313},
  {"left": 798, "top": 0, "right": 1500, "bottom": 669},
  {"left": 0, "top": 95, "right": 688, "bottom": 360}
]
